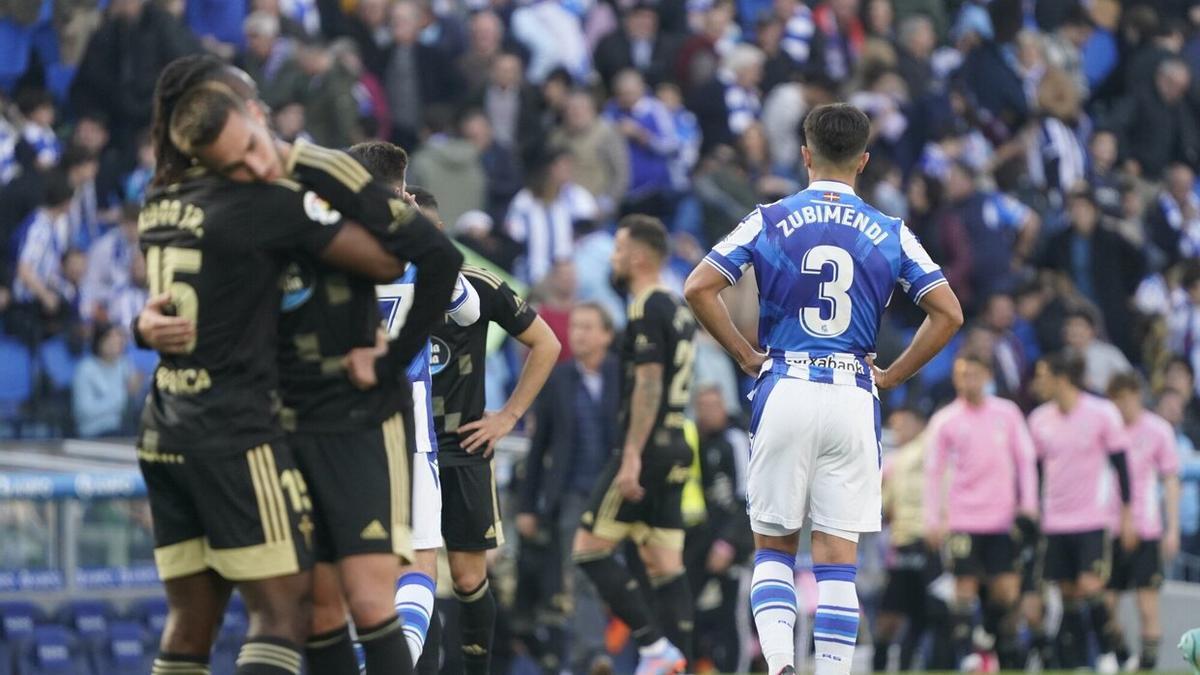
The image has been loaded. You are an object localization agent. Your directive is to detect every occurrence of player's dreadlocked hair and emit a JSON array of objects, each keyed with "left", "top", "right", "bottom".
[{"left": 151, "top": 55, "right": 259, "bottom": 186}]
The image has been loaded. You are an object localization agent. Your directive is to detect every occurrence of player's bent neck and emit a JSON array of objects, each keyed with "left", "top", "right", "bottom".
[
  {"left": 1054, "top": 387, "right": 1081, "bottom": 414},
  {"left": 629, "top": 272, "right": 663, "bottom": 299},
  {"left": 806, "top": 171, "right": 859, "bottom": 192}
]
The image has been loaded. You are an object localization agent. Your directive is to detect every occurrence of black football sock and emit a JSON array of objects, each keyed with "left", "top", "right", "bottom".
[
  {"left": 304, "top": 624, "right": 359, "bottom": 675},
  {"left": 234, "top": 637, "right": 303, "bottom": 675},
  {"left": 455, "top": 578, "right": 497, "bottom": 675},
  {"left": 416, "top": 602, "right": 442, "bottom": 675},
  {"left": 985, "top": 601, "right": 1021, "bottom": 668},
  {"left": 651, "top": 570, "right": 694, "bottom": 661},
  {"left": 1057, "top": 601, "right": 1086, "bottom": 669},
  {"left": 575, "top": 550, "right": 663, "bottom": 648},
  {"left": 872, "top": 636, "right": 891, "bottom": 671},
  {"left": 359, "top": 615, "right": 414, "bottom": 675},
  {"left": 949, "top": 599, "right": 975, "bottom": 661},
  {"left": 152, "top": 653, "right": 210, "bottom": 674},
  {"left": 1086, "top": 593, "right": 1124, "bottom": 656},
  {"left": 1140, "top": 636, "right": 1160, "bottom": 670}
]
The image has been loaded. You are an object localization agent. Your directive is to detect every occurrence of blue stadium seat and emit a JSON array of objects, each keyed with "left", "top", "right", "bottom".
[
  {"left": 16, "top": 625, "right": 91, "bottom": 675},
  {"left": 220, "top": 595, "right": 248, "bottom": 640},
  {"left": 212, "top": 596, "right": 248, "bottom": 675},
  {"left": 0, "top": 601, "right": 42, "bottom": 647},
  {"left": 37, "top": 337, "right": 78, "bottom": 392},
  {"left": 91, "top": 621, "right": 153, "bottom": 675},
  {"left": 126, "top": 597, "right": 168, "bottom": 637},
  {"left": 56, "top": 600, "right": 113, "bottom": 647},
  {"left": 0, "top": 20, "right": 32, "bottom": 95},
  {"left": 127, "top": 346, "right": 159, "bottom": 385},
  {"left": 0, "top": 338, "right": 32, "bottom": 421}
]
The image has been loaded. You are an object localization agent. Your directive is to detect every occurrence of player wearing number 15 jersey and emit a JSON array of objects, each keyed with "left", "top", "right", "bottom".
[{"left": 684, "top": 104, "right": 962, "bottom": 675}]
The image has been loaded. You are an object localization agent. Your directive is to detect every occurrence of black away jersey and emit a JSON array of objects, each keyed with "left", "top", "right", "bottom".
[
  {"left": 137, "top": 173, "right": 338, "bottom": 453},
  {"left": 430, "top": 265, "right": 537, "bottom": 466}
]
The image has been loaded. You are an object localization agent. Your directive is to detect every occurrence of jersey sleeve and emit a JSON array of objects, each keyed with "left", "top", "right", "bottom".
[
  {"left": 446, "top": 272, "right": 481, "bottom": 327},
  {"left": 1156, "top": 420, "right": 1181, "bottom": 476},
  {"left": 1009, "top": 404, "right": 1039, "bottom": 516},
  {"left": 1101, "top": 402, "right": 1129, "bottom": 454},
  {"left": 994, "top": 193, "right": 1031, "bottom": 231},
  {"left": 285, "top": 139, "right": 406, "bottom": 231},
  {"left": 702, "top": 209, "right": 762, "bottom": 285},
  {"left": 480, "top": 277, "right": 538, "bottom": 337},
  {"left": 629, "top": 293, "right": 671, "bottom": 366},
  {"left": 923, "top": 415, "right": 949, "bottom": 531},
  {"left": 897, "top": 223, "right": 948, "bottom": 305},
  {"left": 250, "top": 183, "right": 344, "bottom": 253}
]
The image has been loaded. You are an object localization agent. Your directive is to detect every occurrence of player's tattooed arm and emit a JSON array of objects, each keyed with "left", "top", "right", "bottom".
[
  {"left": 683, "top": 262, "right": 765, "bottom": 377},
  {"left": 616, "top": 363, "right": 664, "bottom": 501}
]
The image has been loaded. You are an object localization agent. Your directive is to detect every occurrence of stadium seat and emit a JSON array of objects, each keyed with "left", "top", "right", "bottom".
[
  {"left": 127, "top": 347, "right": 159, "bottom": 388},
  {"left": 91, "top": 621, "right": 153, "bottom": 675},
  {"left": 0, "top": 20, "right": 32, "bottom": 94},
  {"left": 0, "top": 338, "right": 32, "bottom": 421},
  {"left": 125, "top": 597, "right": 168, "bottom": 637},
  {"left": 16, "top": 625, "right": 91, "bottom": 675},
  {"left": 211, "top": 596, "right": 249, "bottom": 675},
  {"left": 37, "top": 337, "right": 78, "bottom": 392},
  {"left": 0, "top": 601, "right": 41, "bottom": 646},
  {"left": 56, "top": 599, "right": 113, "bottom": 647}
]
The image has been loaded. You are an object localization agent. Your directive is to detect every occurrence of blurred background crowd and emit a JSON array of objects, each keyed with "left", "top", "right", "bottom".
[{"left": 2, "top": 0, "right": 1200, "bottom": 671}]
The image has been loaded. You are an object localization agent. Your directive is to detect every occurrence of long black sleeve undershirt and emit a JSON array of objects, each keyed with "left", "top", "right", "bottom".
[
  {"left": 1108, "top": 451, "right": 1131, "bottom": 505},
  {"left": 286, "top": 139, "right": 463, "bottom": 373}
]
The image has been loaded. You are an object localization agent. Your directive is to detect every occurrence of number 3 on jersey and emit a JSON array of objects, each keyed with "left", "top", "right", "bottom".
[{"left": 800, "top": 245, "right": 853, "bottom": 338}]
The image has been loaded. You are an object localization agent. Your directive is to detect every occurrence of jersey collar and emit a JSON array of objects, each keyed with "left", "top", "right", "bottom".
[{"left": 807, "top": 180, "right": 857, "bottom": 196}]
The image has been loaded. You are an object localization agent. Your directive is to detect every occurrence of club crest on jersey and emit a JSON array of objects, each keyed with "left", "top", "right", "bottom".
[
  {"left": 280, "top": 262, "right": 315, "bottom": 312},
  {"left": 429, "top": 336, "right": 451, "bottom": 375},
  {"left": 303, "top": 191, "right": 342, "bottom": 226}
]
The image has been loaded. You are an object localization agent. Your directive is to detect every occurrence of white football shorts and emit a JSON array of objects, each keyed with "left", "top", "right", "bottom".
[
  {"left": 411, "top": 381, "right": 444, "bottom": 551},
  {"left": 747, "top": 376, "right": 882, "bottom": 537}
]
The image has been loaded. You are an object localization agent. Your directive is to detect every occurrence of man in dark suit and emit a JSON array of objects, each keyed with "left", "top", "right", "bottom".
[
  {"left": 594, "top": 2, "right": 682, "bottom": 91},
  {"left": 1041, "top": 189, "right": 1146, "bottom": 362},
  {"left": 467, "top": 52, "right": 544, "bottom": 153},
  {"left": 385, "top": 1, "right": 463, "bottom": 150},
  {"left": 518, "top": 301, "right": 619, "bottom": 673}
]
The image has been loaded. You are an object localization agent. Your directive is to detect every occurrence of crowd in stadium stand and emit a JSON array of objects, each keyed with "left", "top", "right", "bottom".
[{"left": 3, "top": 0, "right": 1200, "bottom": 671}]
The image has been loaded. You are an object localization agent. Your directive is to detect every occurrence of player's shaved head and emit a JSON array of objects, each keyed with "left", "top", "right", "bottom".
[
  {"left": 169, "top": 82, "right": 246, "bottom": 157},
  {"left": 152, "top": 54, "right": 260, "bottom": 186},
  {"left": 803, "top": 103, "right": 871, "bottom": 168}
]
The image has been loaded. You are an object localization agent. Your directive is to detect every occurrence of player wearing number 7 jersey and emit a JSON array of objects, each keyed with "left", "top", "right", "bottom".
[{"left": 684, "top": 103, "right": 963, "bottom": 675}]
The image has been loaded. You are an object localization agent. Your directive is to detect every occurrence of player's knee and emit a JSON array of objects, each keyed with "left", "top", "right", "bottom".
[
  {"left": 639, "top": 547, "right": 682, "bottom": 579},
  {"left": 160, "top": 609, "right": 219, "bottom": 655},
  {"left": 810, "top": 528, "right": 858, "bottom": 564},
  {"left": 451, "top": 566, "right": 487, "bottom": 594},
  {"left": 345, "top": 591, "right": 398, "bottom": 628},
  {"left": 572, "top": 528, "right": 614, "bottom": 556},
  {"left": 244, "top": 579, "right": 314, "bottom": 643},
  {"left": 415, "top": 555, "right": 439, "bottom": 579},
  {"left": 310, "top": 593, "right": 350, "bottom": 635},
  {"left": 1077, "top": 574, "right": 1104, "bottom": 597}
]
